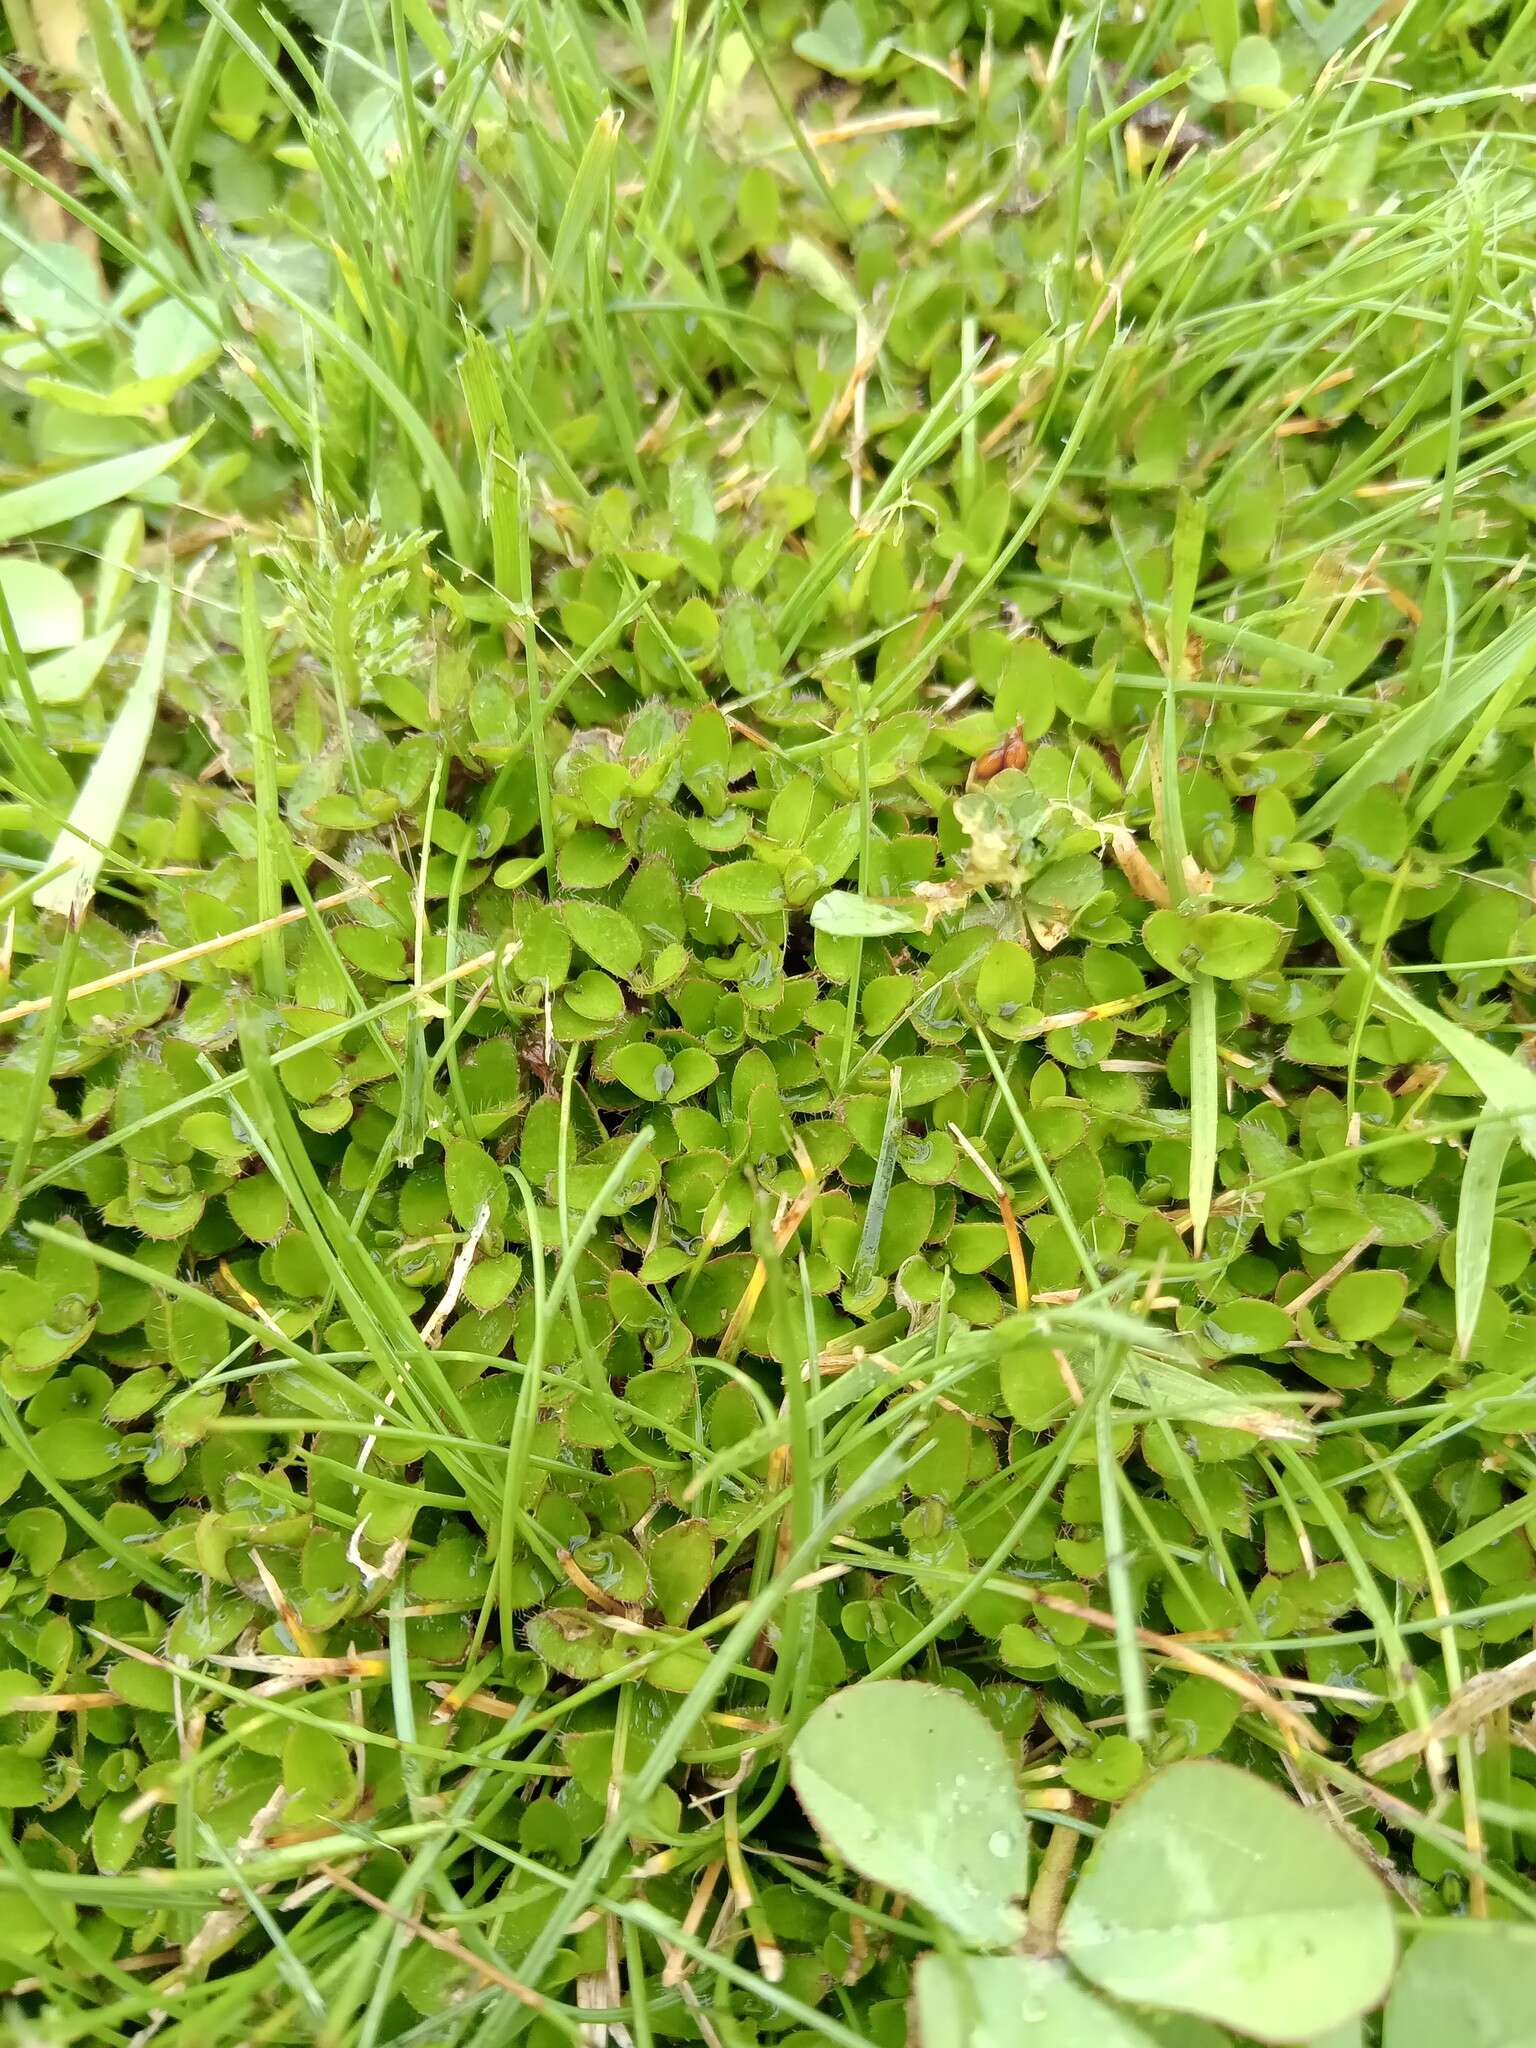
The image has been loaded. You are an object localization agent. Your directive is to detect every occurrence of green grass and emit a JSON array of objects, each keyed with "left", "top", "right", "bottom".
[{"left": 2, "top": 0, "right": 1536, "bottom": 2040}]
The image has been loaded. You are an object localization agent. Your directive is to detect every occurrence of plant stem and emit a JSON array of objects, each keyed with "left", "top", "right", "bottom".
[{"left": 1024, "top": 1821, "right": 1081, "bottom": 1954}]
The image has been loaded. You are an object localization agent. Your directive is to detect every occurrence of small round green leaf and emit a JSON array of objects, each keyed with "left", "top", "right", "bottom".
[
  {"left": 282, "top": 1725, "right": 356, "bottom": 1827},
  {"left": 1229, "top": 34, "right": 1290, "bottom": 109},
  {"left": 1063, "top": 1733, "right": 1145, "bottom": 1801},
  {"left": 0, "top": 1748, "right": 46, "bottom": 1807},
  {"left": 809, "top": 891, "right": 919, "bottom": 937},
  {"left": 977, "top": 938, "right": 1036, "bottom": 1020},
  {"left": 444, "top": 1135, "right": 506, "bottom": 1231},
  {"left": 664, "top": 1047, "right": 718, "bottom": 1101},
  {"left": 33, "top": 1420, "right": 122, "bottom": 1482},
  {"left": 612, "top": 1042, "right": 671, "bottom": 1102},
  {"left": 697, "top": 860, "right": 785, "bottom": 916},
  {"left": 1325, "top": 1268, "right": 1408, "bottom": 1341},
  {"left": 1199, "top": 1299, "right": 1292, "bottom": 1355},
  {"left": 1143, "top": 908, "right": 1282, "bottom": 981},
  {"left": 226, "top": 1173, "right": 290, "bottom": 1243},
  {"left": 647, "top": 1519, "right": 715, "bottom": 1625},
  {"left": 562, "top": 899, "right": 643, "bottom": 978}
]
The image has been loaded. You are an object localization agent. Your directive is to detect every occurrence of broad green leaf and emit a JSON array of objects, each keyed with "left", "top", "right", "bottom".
[
  {"left": 789, "top": 1680, "right": 1029, "bottom": 1947},
  {"left": 1190, "top": 50, "right": 1229, "bottom": 102},
  {"left": 0, "top": 1749, "right": 47, "bottom": 1807},
  {"left": 226, "top": 1174, "right": 290, "bottom": 1243},
  {"left": 33, "top": 1420, "right": 121, "bottom": 1481},
  {"left": 647, "top": 1519, "right": 714, "bottom": 1625},
  {"left": 2, "top": 243, "right": 105, "bottom": 332},
  {"left": 35, "top": 585, "right": 169, "bottom": 920},
  {"left": 914, "top": 1953, "right": 1162, "bottom": 2048},
  {"left": 662, "top": 1048, "right": 717, "bottom": 1101},
  {"left": 562, "top": 900, "right": 644, "bottom": 978},
  {"left": 696, "top": 860, "right": 785, "bottom": 916},
  {"left": 781, "top": 234, "right": 863, "bottom": 322},
  {"left": 611, "top": 1041, "right": 718, "bottom": 1104},
  {"left": 809, "top": 890, "right": 921, "bottom": 937},
  {"left": 1325, "top": 1268, "right": 1407, "bottom": 1341},
  {"left": 281, "top": 1724, "right": 355, "bottom": 1826},
  {"left": 1229, "top": 34, "right": 1289, "bottom": 108},
  {"left": 1060, "top": 1761, "right": 1395, "bottom": 2042},
  {"left": 1143, "top": 907, "right": 1282, "bottom": 980},
  {"left": 131, "top": 298, "right": 221, "bottom": 384},
  {"left": 0, "top": 560, "right": 83, "bottom": 653},
  {"left": 976, "top": 937, "right": 1036, "bottom": 1016},
  {"left": 6, "top": 1508, "right": 65, "bottom": 1575},
  {"left": 1383, "top": 1924, "right": 1536, "bottom": 2048},
  {"left": 29, "top": 624, "right": 124, "bottom": 705},
  {"left": 1063, "top": 1734, "right": 1146, "bottom": 1801},
  {"left": 799, "top": 803, "right": 861, "bottom": 886},
  {"left": 792, "top": 3, "right": 894, "bottom": 81},
  {"left": 526, "top": 1607, "right": 625, "bottom": 1681},
  {"left": 92, "top": 1791, "right": 148, "bottom": 1875},
  {"left": 1198, "top": 1299, "right": 1292, "bottom": 1355},
  {"left": 612, "top": 1042, "right": 671, "bottom": 1101},
  {"left": 443, "top": 1136, "right": 505, "bottom": 1231},
  {"left": 991, "top": 636, "right": 1075, "bottom": 734},
  {"left": 0, "top": 434, "right": 200, "bottom": 545}
]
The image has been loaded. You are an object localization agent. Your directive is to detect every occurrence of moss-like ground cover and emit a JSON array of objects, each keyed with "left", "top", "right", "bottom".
[{"left": 2, "top": 0, "right": 1536, "bottom": 2039}]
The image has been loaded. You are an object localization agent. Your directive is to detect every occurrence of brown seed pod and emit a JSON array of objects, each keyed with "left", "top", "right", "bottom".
[{"left": 969, "top": 725, "right": 1030, "bottom": 785}]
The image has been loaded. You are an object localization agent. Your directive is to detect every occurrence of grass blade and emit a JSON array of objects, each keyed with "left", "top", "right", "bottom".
[
  {"left": 851, "top": 1064, "right": 903, "bottom": 1302},
  {"left": 0, "top": 433, "right": 200, "bottom": 546},
  {"left": 1303, "top": 610, "right": 1536, "bottom": 834},
  {"left": 1187, "top": 976, "right": 1218, "bottom": 1259},
  {"left": 1456, "top": 1119, "right": 1514, "bottom": 1361},
  {"left": 33, "top": 583, "right": 169, "bottom": 923},
  {"left": 1096, "top": 1370, "right": 1151, "bottom": 1743},
  {"left": 237, "top": 544, "right": 285, "bottom": 998},
  {"left": 1305, "top": 889, "right": 1536, "bottom": 1162}
]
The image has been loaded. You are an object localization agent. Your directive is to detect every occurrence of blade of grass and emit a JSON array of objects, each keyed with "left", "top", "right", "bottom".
[
  {"left": 33, "top": 582, "right": 169, "bottom": 923},
  {"left": 0, "top": 433, "right": 200, "bottom": 545},
  {"left": 1302, "top": 609, "right": 1536, "bottom": 834},
  {"left": 1095, "top": 1366, "right": 1151, "bottom": 1743},
  {"left": 1302, "top": 884, "right": 1536, "bottom": 1161},
  {"left": 850, "top": 1063, "right": 902, "bottom": 1301},
  {"left": 1164, "top": 495, "right": 1216, "bottom": 1256},
  {"left": 1454, "top": 1118, "right": 1514, "bottom": 1362},
  {"left": 195, "top": 1822, "right": 328, "bottom": 2025},
  {"left": 513, "top": 460, "right": 557, "bottom": 882},
  {"left": 237, "top": 544, "right": 286, "bottom": 999}
]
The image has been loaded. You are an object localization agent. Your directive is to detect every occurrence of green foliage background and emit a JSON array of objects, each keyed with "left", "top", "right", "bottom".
[{"left": 1, "top": 0, "right": 1536, "bottom": 2038}]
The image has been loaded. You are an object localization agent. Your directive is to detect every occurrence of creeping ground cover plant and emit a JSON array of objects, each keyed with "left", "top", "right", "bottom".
[{"left": 2, "top": 0, "right": 1536, "bottom": 2041}]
